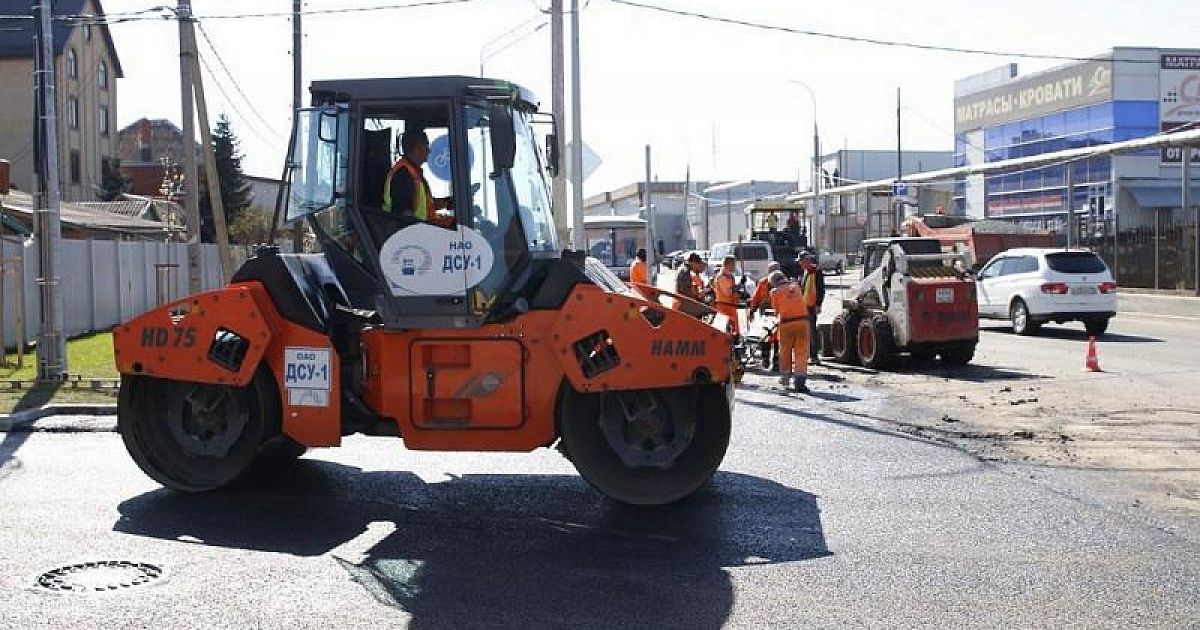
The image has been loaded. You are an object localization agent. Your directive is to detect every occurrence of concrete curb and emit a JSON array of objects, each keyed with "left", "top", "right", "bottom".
[{"left": 0, "top": 404, "right": 118, "bottom": 432}]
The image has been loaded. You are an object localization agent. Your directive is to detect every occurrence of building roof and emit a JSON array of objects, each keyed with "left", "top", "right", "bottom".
[
  {"left": 1, "top": 190, "right": 180, "bottom": 238},
  {"left": 0, "top": 0, "right": 123, "bottom": 77}
]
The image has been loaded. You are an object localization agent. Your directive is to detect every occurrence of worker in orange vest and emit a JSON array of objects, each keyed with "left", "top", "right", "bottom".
[
  {"left": 769, "top": 265, "right": 817, "bottom": 393},
  {"left": 710, "top": 255, "right": 741, "bottom": 336},
  {"left": 382, "top": 129, "right": 454, "bottom": 227},
  {"left": 747, "top": 261, "right": 782, "bottom": 370},
  {"left": 629, "top": 248, "right": 649, "bottom": 285}
]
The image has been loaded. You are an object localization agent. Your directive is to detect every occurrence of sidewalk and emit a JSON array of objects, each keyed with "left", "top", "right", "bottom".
[{"left": 1118, "top": 292, "right": 1200, "bottom": 319}]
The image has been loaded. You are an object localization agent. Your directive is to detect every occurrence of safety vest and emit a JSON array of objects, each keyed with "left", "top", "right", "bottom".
[
  {"left": 801, "top": 271, "right": 818, "bottom": 308},
  {"left": 629, "top": 259, "right": 648, "bottom": 285},
  {"left": 770, "top": 281, "right": 809, "bottom": 322},
  {"left": 712, "top": 272, "right": 737, "bottom": 306},
  {"left": 382, "top": 158, "right": 433, "bottom": 219}
]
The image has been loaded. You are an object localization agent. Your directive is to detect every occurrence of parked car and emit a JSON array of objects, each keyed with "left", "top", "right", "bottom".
[
  {"left": 707, "top": 241, "right": 774, "bottom": 282},
  {"left": 812, "top": 247, "right": 847, "bottom": 274},
  {"left": 662, "top": 249, "right": 684, "bottom": 269},
  {"left": 975, "top": 248, "right": 1117, "bottom": 336}
]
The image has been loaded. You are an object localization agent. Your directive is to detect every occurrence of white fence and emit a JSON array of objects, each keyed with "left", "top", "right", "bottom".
[{"left": 0, "top": 237, "right": 241, "bottom": 350}]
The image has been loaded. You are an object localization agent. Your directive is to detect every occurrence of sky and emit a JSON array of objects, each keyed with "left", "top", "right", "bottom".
[{"left": 99, "top": 0, "right": 1200, "bottom": 196}]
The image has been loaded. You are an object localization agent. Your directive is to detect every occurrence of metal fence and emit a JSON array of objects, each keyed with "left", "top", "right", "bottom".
[
  {"left": 1075, "top": 217, "right": 1198, "bottom": 291},
  {"left": 0, "top": 237, "right": 241, "bottom": 351}
]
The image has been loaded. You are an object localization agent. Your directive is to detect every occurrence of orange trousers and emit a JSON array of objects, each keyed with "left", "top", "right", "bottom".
[
  {"left": 777, "top": 319, "right": 810, "bottom": 375},
  {"left": 715, "top": 303, "right": 740, "bottom": 335}
]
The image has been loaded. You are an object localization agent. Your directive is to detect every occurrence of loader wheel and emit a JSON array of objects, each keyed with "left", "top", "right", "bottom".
[
  {"left": 559, "top": 384, "right": 731, "bottom": 506},
  {"left": 830, "top": 313, "right": 860, "bottom": 365},
  {"left": 118, "top": 370, "right": 278, "bottom": 492},
  {"left": 856, "top": 316, "right": 894, "bottom": 369}
]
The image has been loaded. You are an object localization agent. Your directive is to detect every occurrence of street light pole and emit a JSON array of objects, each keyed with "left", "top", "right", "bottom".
[{"left": 569, "top": 0, "right": 585, "bottom": 249}]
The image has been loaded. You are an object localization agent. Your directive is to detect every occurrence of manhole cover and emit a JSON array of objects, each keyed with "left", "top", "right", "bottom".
[{"left": 35, "top": 561, "right": 163, "bottom": 592}]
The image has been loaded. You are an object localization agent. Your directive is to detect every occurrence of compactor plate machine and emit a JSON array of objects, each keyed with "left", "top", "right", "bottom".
[{"left": 113, "top": 77, "right": 735, "bottom": 505}]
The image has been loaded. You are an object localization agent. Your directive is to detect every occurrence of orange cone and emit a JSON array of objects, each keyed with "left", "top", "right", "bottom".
[{"left": 1083, "top": 336, "right": 1102, "bottom": 372}]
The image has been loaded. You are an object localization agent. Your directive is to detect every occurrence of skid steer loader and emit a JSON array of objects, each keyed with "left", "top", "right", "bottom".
[
  {"left": 113, "top": 77, "right": 735, "bottom": 505},
  {"left": 827, "top": 237, "right": 978, "bottom": 369}
]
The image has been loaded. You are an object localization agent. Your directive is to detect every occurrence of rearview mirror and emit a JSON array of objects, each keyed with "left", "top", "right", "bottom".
[
  {"left": 545, "top": 132, "right": 560, "bottom": 177},
  {"left": 488, "top": 103, "right": 516, "bottom": 171}
]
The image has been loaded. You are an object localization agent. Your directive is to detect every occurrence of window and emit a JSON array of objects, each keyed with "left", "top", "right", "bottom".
[
  {"left": 99, "top": 105, "right": 109, "bottom": 135},
  {"left": 69, "top": 151, "right": 81, "bottom": 184},
  {"left": 67, "top": 97, "right": 79, "bottom": 129},
  {"left": 66, "top": 48, "right": 77, "bottom": 79},
  {"left": 1045, "top": 252, "right": 1107, "bottom": 274},
  {"left": 98, "top": 61, "right": 108, "bottom": 89}
]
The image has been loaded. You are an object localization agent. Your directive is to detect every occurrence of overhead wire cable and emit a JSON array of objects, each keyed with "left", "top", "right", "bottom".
[
  {"left": 607, "top": 0, "right": 1162, "bottom": 64},
  {"left": 194, "top": 21, "right": 287, "bottom": 141}
]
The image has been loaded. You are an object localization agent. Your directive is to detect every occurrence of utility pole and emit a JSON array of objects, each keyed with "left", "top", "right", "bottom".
[
  {"left": 1065, "top": 162, "right": 1075, "bottom": 250},
  {"left": 569, "top": 0, "right": 584, "bottom": 249},
  {"left": 33, "top": 0, "right": 66, "bottom": 380},
  {"left": 551, "top": 0, "right": 568, "bottom": 247},
  {"left": 1184, "top": 147, "right": 1195, "bottom": 294},
  {"left": 183, "top": 22, "right": 232, "bottom": 281},
  {"left": 895, "top": 86, "right": 903, "bottom": 232},
  {"left": 644, "top": 144, "right": 654, "bottom": 269},
  {"left": 179, "top": 0, "right": 202, "bottom": 293},
  {"left": 292, "top": 0, "right": 305, "bottom": 253}
]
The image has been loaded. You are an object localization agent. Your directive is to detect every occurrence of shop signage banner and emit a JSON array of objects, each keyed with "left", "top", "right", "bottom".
[
  {"left": 953, "top": 60, "right": 1113, "bottom": 132},
  {"left": 1160, "top": 53, "right": 1200, "bottom": 165}
]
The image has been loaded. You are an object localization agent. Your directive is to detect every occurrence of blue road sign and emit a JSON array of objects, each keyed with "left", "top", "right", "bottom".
[{"left": 427, "top": 135, "right": 473, "bottom": 181}]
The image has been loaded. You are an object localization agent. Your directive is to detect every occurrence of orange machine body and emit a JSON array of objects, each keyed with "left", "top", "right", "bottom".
[
  {"left": 115, "top": 282, "right": 730, "bottom": 453},
  {"left": 113, "top": 282, "right": 342, "bottom": 447}
]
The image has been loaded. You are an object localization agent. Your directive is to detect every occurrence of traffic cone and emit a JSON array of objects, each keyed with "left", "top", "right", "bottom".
[{"left": 1083, "top": 336, "right": 1102, "bottom": 372}]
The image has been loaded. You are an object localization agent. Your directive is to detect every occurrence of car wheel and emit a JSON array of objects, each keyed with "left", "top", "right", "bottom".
[
  {"left": 1084, "top": 317, "right": 1109, "bottom": 337},
  {"left": 1010, "top": 299, "right": 1039, "bottom": 336}
]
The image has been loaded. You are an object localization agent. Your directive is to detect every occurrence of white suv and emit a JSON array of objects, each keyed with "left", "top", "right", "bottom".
[{"left": 976, "top": 248, "right": 1117, "bottom": 336}]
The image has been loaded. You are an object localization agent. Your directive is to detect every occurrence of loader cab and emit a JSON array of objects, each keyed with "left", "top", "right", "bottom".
[{"left": 283, "top": 76, "right": 559, "bottom": 329}]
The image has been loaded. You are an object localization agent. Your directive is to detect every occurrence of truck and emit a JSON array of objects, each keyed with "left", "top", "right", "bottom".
[
  {"left": 744, "top": 200, "right": 807, "bottom": 277},
  {"left": 827, "top": 236, "right": 979, "bottom": 368},
  {"left": 112, "top": 76, "right": 735, "bottom": 506},
  {"left": 901, "top": 215, "right": 1055, "bottom": 270}
]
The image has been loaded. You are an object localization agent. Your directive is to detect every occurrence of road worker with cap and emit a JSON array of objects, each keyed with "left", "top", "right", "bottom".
[{"left": 768, "top": 268, "right": 816, "bottom": 393}]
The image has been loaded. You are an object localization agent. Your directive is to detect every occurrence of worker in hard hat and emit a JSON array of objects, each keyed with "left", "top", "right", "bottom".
[{"left": 768, "top": 266, "right": 817, "bottom": 393}]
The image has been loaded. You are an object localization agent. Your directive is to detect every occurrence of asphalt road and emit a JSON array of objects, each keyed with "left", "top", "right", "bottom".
[{"left": 3, "top": 385, "right": 1199, "bottom": 628}]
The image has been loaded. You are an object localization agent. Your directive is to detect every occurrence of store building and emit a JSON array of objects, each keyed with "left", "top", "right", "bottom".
[{"left": 953, "top": 47, "right": 1200, "bottom": 231}]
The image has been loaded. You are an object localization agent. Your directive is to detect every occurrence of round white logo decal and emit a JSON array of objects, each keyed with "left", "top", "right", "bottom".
[{"left": 379, "top": 223, "right": 496, "bottom": 296}]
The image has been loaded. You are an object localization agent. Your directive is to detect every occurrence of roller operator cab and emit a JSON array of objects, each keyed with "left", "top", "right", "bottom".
[{"left": 113, "top": 77, "right": 735, "bottom": 505}]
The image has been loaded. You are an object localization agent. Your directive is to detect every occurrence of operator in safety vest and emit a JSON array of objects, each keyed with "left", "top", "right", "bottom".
[
  {"left": 769, "top": 262, "right": 817, "bottom": 393},
  {"left": 710, "top": 255, "right": 741, "bottom": 336},
  {"left": 629, "top": 248, "right": 649, "bottom": 285},
  {"left": 382, "top": 129, "right": 455, "bottom": 228}
]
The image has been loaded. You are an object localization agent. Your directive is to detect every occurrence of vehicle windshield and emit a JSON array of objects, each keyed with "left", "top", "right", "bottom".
[
  {"left": 285, "top": 107, "right": 348, "bottom": 221},
  {"left": 735, "top": 245, "right": 770, "bottom": 261},
  {"left": 1046, "top": 252, "right": 1108, "bottom": 274},
  {"left": 587, "top": 226, "right": 644, "bottom": 268}
]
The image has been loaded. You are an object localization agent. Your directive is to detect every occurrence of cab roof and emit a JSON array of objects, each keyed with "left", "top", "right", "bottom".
[{"left": 309, "top": 76, "right": 540, "bottom": 110}]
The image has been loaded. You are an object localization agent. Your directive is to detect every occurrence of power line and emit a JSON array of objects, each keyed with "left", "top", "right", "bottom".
[
  {"left": 195, "top": 49, "right": 286, "bottom": 148},
  {"left": 194, "top": 0, "right": 481, "bottom": 20},
  {"left": 3, "top": 0, "right": 484, "bottom": 24},
  {"left": 194, "top": 21, "right": 286, "bottom": 140},
  {"left": 606, "top": 0, "right": 1162, "bottom": 65}
]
